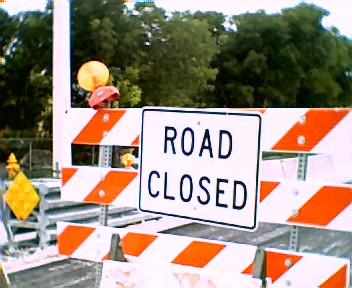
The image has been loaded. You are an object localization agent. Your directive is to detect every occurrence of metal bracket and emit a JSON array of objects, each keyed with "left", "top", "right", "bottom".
[
  {"left": 289, "top": 153, "right": 308, "bottom": 251},
  {"left": 252, "top": 247, "right": 267, "bottom": 287},
  {"left": 109, "top": 234, "right": 127, "bottom": 262},
  {"left": 95, "top": 145, "right": 113, "bottom": 288}
]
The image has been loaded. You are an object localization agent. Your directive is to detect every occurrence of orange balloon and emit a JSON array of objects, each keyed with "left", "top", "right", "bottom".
[{"left": 77, "top": 61, "right": 109, "bottom": 91}]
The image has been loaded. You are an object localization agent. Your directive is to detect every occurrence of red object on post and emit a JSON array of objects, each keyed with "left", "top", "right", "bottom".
[{"left": 88, "top": 86, "right": 120, "bottom": 109}]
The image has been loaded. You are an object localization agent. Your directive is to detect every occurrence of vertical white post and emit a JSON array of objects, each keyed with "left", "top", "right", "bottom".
[{"left": 53, "top": 0, "right": 71, "bottom": 176}]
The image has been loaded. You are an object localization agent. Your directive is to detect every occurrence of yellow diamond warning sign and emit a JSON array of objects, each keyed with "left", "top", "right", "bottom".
[{"left": 4, "top": 171, "right": 40, "bottom": 221}]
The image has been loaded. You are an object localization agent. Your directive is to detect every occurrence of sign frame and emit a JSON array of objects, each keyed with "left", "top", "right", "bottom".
[{"left": 139, "top": 108, "right": 262, "bottom": 231}]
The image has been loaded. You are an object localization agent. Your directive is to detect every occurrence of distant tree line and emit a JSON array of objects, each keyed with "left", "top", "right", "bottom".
[{"left": 1, "top": 0, "right": 351, "bottom": 137}]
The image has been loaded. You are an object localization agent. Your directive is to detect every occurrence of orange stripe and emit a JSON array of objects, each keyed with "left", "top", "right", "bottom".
[
  {"left": 287, "top": 186, "right": 352, "bottom": 227},
  {"left": 83, "top": 170, "right": 138, "bottom": 204},
  {"left": 272, "top": 109, "right": 349, "bottom": 152},
  {"left": 61, "top": 167, "right": 78, "bottom": 186},
  {"left": 73, "top": 109, "right": 126, "bottom": 144},
  {"left": 57, "top": 225, "right": 95, "bottom": 256},
  {"left": 266, "top": 251, "right": 302, "bottom": 283},
  {"left": 242, "top": 262, "right": 253, "bottom": 275},
  {"left": 121, "top": 232, "right": 157, "bottom": 257},
  {"left": 242, "top": 251, "right": 302, "bottom": 282},
  {"left": 232, "top": 108, "right": 266, "bottom": 114},
  {"left": 131, "top": 135, "right": 139, "bottom": 146},
  {"left": 244, "top": 108, "right": 266, "bottom": 114},
  {"left": 319, "top": 264, "right": 348, "bottom": 288},
  {"left": 260, "top": 181, "right": 280, "bottom": 202},
  {"left": 172, "top": 241, "right": 226, "bottom": 268}
]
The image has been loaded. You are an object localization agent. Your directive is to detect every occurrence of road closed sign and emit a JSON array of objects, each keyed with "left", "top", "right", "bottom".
[{"left": 139, "top": 108, "right": 262, "bottom": 230}]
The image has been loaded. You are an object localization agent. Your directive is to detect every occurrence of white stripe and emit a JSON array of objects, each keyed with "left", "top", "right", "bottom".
[
  {"left": 326, "top": 204, "right": 352, "bottom": 232},
  {"left": 110, "top": 176, "right": 140, "bottom": 207},
  {"left": 204, "top": 243, "right": 256, "bottom": 273},
  {"left": 261, "top": 108, "right": 309, "bottom": 151},
  {"left": 271, "top": 254, "right": 348, "bottom": 288},
  {"left": 100, "top": 260, "right": 257, "bottom": 288},
  {"left": 259, "top": 181, "right": 321, "bottom": 224},
  {"left": 71, "top": 227, "right": 112, "bottom": 261},
  {"left": 61, "top": 167, "right": 109, "bottom": 202},
  {"left": 100, "top": 108, "right": 142, "bottom": 146},
  {"left": 312, "top": 110, "right": 351, "bottom": 153},
  {"left": 312, "top": 111, "right": 352, "bottom": 179},
  {"left": 131, "top": 234, "right": 193, "bottom": 264},
  {"left": 56, "top": 221, "right": 67, "bottom": 236},
  {"left": 64, "top": 108, "right": 97, "bottom": 144}
]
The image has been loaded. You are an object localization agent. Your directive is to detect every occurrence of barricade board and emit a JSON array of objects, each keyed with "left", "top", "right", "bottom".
[
  {"left": 61, "top": 172, "right": 352, "bottom": 231},
  {"left": 63, "top": 107, "right": 351, "bottom": 153},
  {"left": 100, "top": 260, "right": 256, "bottom": 288},
  {"left": 259, "top": 180, "right": 352, "bottom": 231},
  {"left": 57, "top": 222, "right": 350, "bottom": 288},
  {"left": 61, "top": 166, "right": 138, "bottom": 206}
]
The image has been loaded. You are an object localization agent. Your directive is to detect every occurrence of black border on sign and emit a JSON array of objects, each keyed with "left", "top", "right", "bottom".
[{"left": 139, "top": 108, "right": 262, "bottom": 231}]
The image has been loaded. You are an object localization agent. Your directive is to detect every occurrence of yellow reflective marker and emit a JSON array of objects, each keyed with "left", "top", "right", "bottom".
[
  {"left": 4, "top": 171, "right": 40, "bottom": 221},
  {"left": 122, "top": 153, "right": 134, "bottom": 168},
  {"left": 77, "top": 61, "right": 109, "bottom": 91}
]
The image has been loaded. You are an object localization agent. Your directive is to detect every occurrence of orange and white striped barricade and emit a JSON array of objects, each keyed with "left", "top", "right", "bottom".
[
  {"left": 259, "top": 180, "right": 352, "bottom": 231},
  {"left": 61, "top": 107, "right": 352, "bottom": 181},
  {"left": 63, "top": 108, "right": 141, "bottom": 147},
  {"left": 63, "top": 107, "right": 351, "bottom": 152},
  {"left": 61, "top": 107, "right": 351, "bottom": 204},
  {"left": 61, "top": 166, "right": 139, "bottom": 206},
  {"left": 57, "top": 222, "right": 350, "bottom": 288},
  {"left": 60, "top": 173, "right": 352, "bottom": 232}
]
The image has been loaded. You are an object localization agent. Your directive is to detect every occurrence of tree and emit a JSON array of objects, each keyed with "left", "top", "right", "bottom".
[
  {"left": 70, "top": 0, "right": 143, "bottom": 108},
  {"left": 1, "top": 9, "right": 53, "bottom": 134},
  {"left": 212, "top": 4, "right": 352, "bottom": 108},
  {"left": 137, "top": 6, "right": 219, "bottom": 107}
]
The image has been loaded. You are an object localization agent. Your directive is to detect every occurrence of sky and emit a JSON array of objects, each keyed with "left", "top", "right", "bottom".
[{"left": 1, "top": 0, "right": 352, "bottom": 39}]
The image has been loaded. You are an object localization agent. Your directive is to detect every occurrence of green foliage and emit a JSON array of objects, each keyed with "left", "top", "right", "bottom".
[
  {"left": 1, "top": 9, "right": 52, "bottom": 133},
  {"left": 138, "top": 9, "right": 219, "bottom": 107},
  {"left": 109, "top": 66, "right": 142, "bottom": 108},
  {"left": 212, "top": 3, "right": 352, "bottom": 108}
]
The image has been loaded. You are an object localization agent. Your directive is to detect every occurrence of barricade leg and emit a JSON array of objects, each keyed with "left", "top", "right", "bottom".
[
  {"left": 0, "top": 263, "right": 10, "bottom": 288},
  {"left": 95, "top": 145, "right": 113, "bottom": 288}
]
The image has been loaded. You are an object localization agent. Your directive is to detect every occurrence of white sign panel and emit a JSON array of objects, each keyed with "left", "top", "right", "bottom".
[{"left": 139, "top": 108, "right": 262, "bottom": 230}]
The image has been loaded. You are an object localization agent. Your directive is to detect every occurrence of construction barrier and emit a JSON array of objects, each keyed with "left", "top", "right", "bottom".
[
  {"left": 61, "top": 171, "right": 352, "bottom": 231},
  {"left": 1, "top": 178, "right": 157, "bottom": 248},
  {"left": 63, "top": 107, "right": 351, "bottom": 153},
  {"left": 61, "top": 167, "right": 139, "bottom": 207},
  {"left": 57, "top": 222, "right": 350, "bottom": 287},
  {"left": 58, "top": 107, "right": 352, "bottom": 287},
  {"left": 60, "top": 107, "right": 352, "bottom": 230},
  {"left": 259, "top": 180, "right": 351, "bottom": 231}
]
